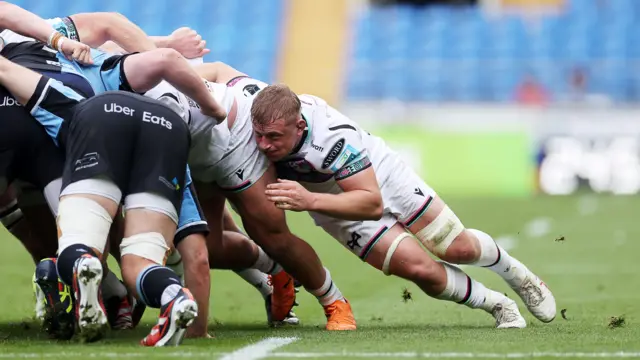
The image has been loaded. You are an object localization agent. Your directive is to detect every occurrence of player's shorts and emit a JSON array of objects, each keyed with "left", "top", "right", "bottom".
[
  {"left": 310, "top": 152, "right": 436, "bottom": 260},
  {"left": 0, "top": 86, "right": 65, "bottom": 193},
  {"left": 26, "top": 76, "right": 191, "bottom": 211},
  {"left": 64, "top": 91, "right": 190, "bottom": 210},
  {"left": 175, "top": 172, "right": 209, "bottom": 245},
  {"left": 191, "top": 106, "right": 269, "bottom": 193}
]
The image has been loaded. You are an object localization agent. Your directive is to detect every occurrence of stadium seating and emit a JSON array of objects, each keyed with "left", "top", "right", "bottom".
[
  {"left": 11, "top": 0, "right": 284, "bottom": 84},
  {"left": 346, "top": 0, "right": 640, "bottom": 102}
]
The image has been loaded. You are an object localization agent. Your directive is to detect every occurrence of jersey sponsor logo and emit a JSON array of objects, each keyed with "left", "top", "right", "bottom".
[
  {"left": 0, "top": 96, "right": 21, "bottom": 107},
  {"left": 311, "top": 142, "right": 324, "bottom": 152},
  {"left": 414, "top": 188, "right": 424, "bottom": 196},
  {"left": 330, "top": 144, "right": 360, "bottom": 173},
  {"left": 242, "top": 84, "right": 261, "bottom": 97},
  {"left": 104, "top": 103, "right": 135, "bottom": 116},
  {"left": 143, "top": 111, "right": 173, "bottom": 130},
  {"left": 347, "top": 231, "right": 362, "bottom": 250},
  {"left": 159, "top": 176, "right": 181, "bottom": 191},
  {"left": 235, "top": 168, "right": 245, "bottom": 180},
  {"left": 322, "top": 138, "right": 345, "bottom": 169}
]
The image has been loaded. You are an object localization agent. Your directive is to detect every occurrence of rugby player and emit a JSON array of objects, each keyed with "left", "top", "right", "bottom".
[
  {"left": 0, "top": 6, "right": 299, "bottom": 336},
  {"left": 0, "top": 55, "right": 209, "bottom": 345},
  {"left": 248, "top": 84, "right": 557, "bottom": 328},
  {"left": 144, "top": 75, "right": 357, "bottom": 331}
]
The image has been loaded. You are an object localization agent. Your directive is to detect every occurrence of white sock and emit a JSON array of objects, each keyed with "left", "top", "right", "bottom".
[
  {"left": 252, "top": 246, "right": 283, "bottom": 275},
  {"left": 234, "top": 268, "right": 273, "bottom": 298},
  {"left": 101, "top": 269, "right": 127, "bottom": 299},
  {"left": 160, "top": 284, "right": 182, "bottom": 306},
  {"left": 307, "top": 267, "right": 344, "bottom": 306},
  {"left": 468, "top": 229, "right": 519, "bottom": 281},
  {"left": 437, "top": 262, "right": 506, "bottom": 313}
]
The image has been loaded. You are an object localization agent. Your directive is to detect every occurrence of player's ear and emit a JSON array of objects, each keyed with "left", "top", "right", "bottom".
[{"left": 295, "top": 116, "right": 306, "bottom": 132}]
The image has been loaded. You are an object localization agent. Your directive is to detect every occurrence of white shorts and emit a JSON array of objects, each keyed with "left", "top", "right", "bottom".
[{"left": 310, "top": 153, "right": 435, "bottom": 259}]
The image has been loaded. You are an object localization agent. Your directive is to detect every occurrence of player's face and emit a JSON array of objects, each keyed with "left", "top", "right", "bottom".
[{"left": 253, "top": 117, "right": 304, "bottom": 161}]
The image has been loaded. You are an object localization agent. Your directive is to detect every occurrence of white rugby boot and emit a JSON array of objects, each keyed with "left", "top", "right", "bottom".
[
  {"left": 72, "top": 254, "right": 108, "bottom": 342},
  {"left": 141, "top": 288, "right": 198, "bottom": 347},
  {"left": 492, "top": 298, "right": 527, "bottom": 329},
  {"left": 505, "top": 260, "right": 556, "bottom": 323}
]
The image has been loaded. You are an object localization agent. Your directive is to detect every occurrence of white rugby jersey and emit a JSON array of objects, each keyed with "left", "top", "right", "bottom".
[
  {"left": 144, "top": 80, "right": 236, "bottom": 167},
  {"left": 275, "top": 95, "right": 395, "bottom": 194}
]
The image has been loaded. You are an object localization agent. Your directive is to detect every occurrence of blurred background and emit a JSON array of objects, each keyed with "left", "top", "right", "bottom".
[{"left": 10, "top": 0, "right": 640, "bottom": 198}]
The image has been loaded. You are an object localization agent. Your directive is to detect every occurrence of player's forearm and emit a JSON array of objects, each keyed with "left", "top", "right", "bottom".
[
  {"left": 162, "top": 56, "right": 226, "bottom": 120},
  {"left": 70, "top": 12, "right": 156, "bottom": 52},
  {"left": 0, "top": 2, "right": 59, "bottom": 43},
  {"left": 149, "top": 36, "right": 170, "bottom": 49},
  {"left": 177, "top": 234, "right": 211, "bottom": 337},
  {"left": 194, "top": 62, "right": 246, "bottom": 84},
  {"left": 310, "top": 190, "right": 383, "bottom": 221}
]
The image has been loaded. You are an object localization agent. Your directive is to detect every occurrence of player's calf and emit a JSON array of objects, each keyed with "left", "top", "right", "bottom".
[
  {"left": 364, "top": 224, "right": 526, "bottom": 329},
  {"left": 406, "top": 196, "right": 556, "bottom": 323}
]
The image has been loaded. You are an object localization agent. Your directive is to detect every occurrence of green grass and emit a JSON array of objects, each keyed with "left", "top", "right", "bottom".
[{"left": 0, "top": 194, "right": 639, "bottom": 359}]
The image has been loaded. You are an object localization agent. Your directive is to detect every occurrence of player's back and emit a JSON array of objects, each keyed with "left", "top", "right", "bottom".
[{"left": 144, "top": 80, "right": 236, "bottom": 167}]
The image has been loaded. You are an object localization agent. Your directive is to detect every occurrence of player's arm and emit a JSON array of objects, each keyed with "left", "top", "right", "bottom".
[
  {"left": 0, "top": 1, "right": 65, "bottom": 44},
  {"left": 310, "top": 158, "right": 383, "bottom": 221},
  {"left": 68, "top": 12, "right": 156, "bottom": 52},
  {"left": 122, "top": 50, "right": 226, "bottom": 121},
  {"left": 194, "top": 61, "right": 247, "bottom": 85},
  {"left": 0, "top": 2, "right": 91, "bottom": 63},
  {"left": 0, "top": 55, "right": 44, "bottom": 105}
]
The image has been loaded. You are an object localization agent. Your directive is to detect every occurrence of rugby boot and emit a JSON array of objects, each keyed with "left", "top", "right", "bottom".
[
  {"left": 105, "top": 294, "right": 133, "bottom": 330},
  {"left": 34, "top": 258, "right": 75, "bottom": 340},
  {"left": 324, "top": 298, "right": 357, "bottom": 331},
  {"left": 72, "top": 254, "right": 108, "bottom": 342},
  {"left": 269, "top": 271, "right": 296, "bottom": 322},
  {"left": 505, "top": 260, "right": 556, "bottom": 323},
  {"left": 141, "top": 288, "right": 198, "bottom": 347},
  {"left": 492, "top": 298, "right": 527, "bottom": 329},
  {"left": 265, "top": 293, "right": 300, "bottom": 327}
]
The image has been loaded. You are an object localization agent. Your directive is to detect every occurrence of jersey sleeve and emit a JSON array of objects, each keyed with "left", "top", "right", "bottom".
[
  {"left": 316, "top": 126, "right": 371, "bottom": 181},
  {"left": 175, "top": 166, "right": 209, "bottom": 244}
]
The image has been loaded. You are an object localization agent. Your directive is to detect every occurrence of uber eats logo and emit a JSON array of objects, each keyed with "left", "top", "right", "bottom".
[{"left": 104, "top": 103, "right": 172, "bottom": 130}]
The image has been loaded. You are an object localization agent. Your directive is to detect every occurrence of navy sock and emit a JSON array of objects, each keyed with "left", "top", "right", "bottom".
[
  {"left": 135, "top": 265, "right": 182, "bottom": 308},
  {"left": 56, "top": 244, "right": 98, "bottom": 286}
]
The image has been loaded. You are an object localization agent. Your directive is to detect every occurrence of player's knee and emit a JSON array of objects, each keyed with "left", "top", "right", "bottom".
[
  {"left": 149, "top": 48, "right": 183, "bottom": 74},
  {"left": 401, "top": 258, "right": 441, "bottom": 284},
  {"left": 442, "top": 232, "right": 480, "bottom": 264},
  {"left": 57, "top": 196, "right": 112, "bottom": 253},
  {"left": 414, "top": 206, "right": 464, "bottom": 259},
  {"left": 120, "top": 232, "right": 169, "bottom": 265}
]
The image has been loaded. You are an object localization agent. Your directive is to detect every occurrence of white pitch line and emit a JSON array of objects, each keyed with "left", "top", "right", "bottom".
[
  {"left": 270, "top": 352, "right": 640, "bottom": 359},
  {"left": 220, "top": 336, "right": 299, "bottom": 360},
  {"left": 2, "top": 351, "right": 640, "bottom": 359}
]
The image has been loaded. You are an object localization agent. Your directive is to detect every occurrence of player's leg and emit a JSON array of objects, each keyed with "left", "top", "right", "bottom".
[
  {"left": 110, "top": 92, "right": 197, "bottom": 347},
  {"left": 225, "top": 164, "right": 355, "bottom": 330},
  {"left": 324, "top": 214, "right": 525, "bottom": 328},
  {"left": 394, "top": 167, "right": 556, "bottom": 323}
]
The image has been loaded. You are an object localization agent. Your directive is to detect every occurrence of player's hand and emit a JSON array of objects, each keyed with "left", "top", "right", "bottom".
[
  {"left": 167, "top": 27, "right": 210, "bottom": 59},
  {"left": 59, "top": 38, "right": 93, "bottom": 65},
  {"left": 266, "top": 179, "right": 315, "bottom": 212}
]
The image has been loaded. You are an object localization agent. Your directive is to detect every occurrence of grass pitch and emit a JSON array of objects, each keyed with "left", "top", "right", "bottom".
[{"left": 0, "top": 195, "right": 638, "bottom": 359}]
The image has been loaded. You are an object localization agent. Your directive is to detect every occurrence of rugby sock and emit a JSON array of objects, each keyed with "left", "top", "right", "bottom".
[
  {"left": 135, "top": 265, "right": 183, "bottom": 308},
  {"left": 251, "top": 246, "right": 283, "bottom": 275},
  {"left": 234, "top": 269, "right": 273, "bottom": 298},
  {"left": 308, "top": 267, "right": 345, "bottom": 306},
  {"left": 56, "top": 244, "right": 99, "bottom": 286},
  {"left": 437, "top": 262, "right": 502, "bottom": 312},
  {"left": 468, "top": 229, "right": 518, "bottom": 281}
]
